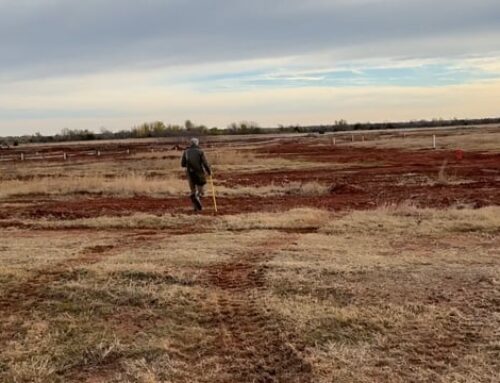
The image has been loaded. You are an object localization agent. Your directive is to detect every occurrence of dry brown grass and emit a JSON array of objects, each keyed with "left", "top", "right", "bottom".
[
  {"left": 0, "top": 143, "right": 333, "bottom": 200},
  {"left": 348, "top": 127, "right": 500, "bottom": 152},
  {"left": 0, "top": 174, "right": 186, "bottom": 198},
  {"left": 0, "top": 158, "right": 183, "bottom": 192},
  {"left": 207, "top": 149, "right": 328, "bottom": 173},
  {"left": 1, "top": 206, "right": 498, "bottom": 382},
  {"left": 0, "top": 171, "right": 330, "bottom": 199},
  {"left": 217, "top": 181, "right": 330, "bottom": 197},
  {"left": 4, "top": 204, "right": 497, "bottom": 235},
  {"left": 320, "top": 204, "right": 500, "bottom": 236},
  {"left": 209, "top": 149, "right": 258, "bottom": 166},
  {"left": 0, "top": 207, "right": 331, "bottom": 232},
  {"left": 1, "top": 133, "right": 499, "bottom": 383},
  {"left": 263, "top": 206, "right": 500, "bottom": 382}
]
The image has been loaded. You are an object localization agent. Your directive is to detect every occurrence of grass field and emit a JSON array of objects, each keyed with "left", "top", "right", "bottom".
[{"left": 0, "top": 127, "right": 499, "bottom": 382}]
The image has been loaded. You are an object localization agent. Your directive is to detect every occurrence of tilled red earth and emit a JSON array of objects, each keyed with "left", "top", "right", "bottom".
[
  {"left": 4, "top": 184, "right": 496, "bottom": 222},
  {"left": 2, "top": 144, "right": 498, "bottom": 221}
]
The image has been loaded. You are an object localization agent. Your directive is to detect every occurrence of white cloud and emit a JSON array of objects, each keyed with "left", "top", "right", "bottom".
[
  {"left": 1, "top": 0, "right": 499, "bottom": 135},
  {"left": 2, "top": 70, "right": 499, "bottom": 135}
]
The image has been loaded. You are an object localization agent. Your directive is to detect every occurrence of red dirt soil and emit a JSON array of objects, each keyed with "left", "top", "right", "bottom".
[
  {"left": 9, "top": 183, "right": 496, "bottom": 222},
  {"left": 1, "top": 144, "right": 499, "bottom": 221}
]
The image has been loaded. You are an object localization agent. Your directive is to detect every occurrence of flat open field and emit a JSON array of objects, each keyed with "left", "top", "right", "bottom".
[{"left": 1, "top": 127, "right": 499, "bottom": 382}]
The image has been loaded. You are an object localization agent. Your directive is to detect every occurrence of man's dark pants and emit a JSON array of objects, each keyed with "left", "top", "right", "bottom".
[{"left": 187, "top": 172, "right": 205, "bottom": 210}]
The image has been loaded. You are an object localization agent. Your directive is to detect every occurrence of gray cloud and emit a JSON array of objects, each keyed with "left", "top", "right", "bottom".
[{"left": 1, "top": 0, "right": 500, "bottom": 81}]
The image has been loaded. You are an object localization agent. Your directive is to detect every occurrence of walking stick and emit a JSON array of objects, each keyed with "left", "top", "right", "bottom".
[{"left": 209, "top": 174, "right": 218, "bottom": 214}]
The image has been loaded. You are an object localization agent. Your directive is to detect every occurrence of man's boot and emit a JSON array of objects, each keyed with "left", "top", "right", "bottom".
[{"left": 190, "top": 194, "right": 202, "bottom": 211}]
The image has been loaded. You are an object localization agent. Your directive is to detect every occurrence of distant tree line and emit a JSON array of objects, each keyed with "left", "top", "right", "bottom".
[
  {"left": 1, "top": 117, "right": 499, "bottom": 145},
  {"left": 278, "top": 117, "right": 500, "bottom": 134}
]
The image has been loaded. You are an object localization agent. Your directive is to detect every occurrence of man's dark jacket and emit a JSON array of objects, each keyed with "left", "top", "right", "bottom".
[{"left": 181, "top": 145, "right": 211, "bottom": 185}]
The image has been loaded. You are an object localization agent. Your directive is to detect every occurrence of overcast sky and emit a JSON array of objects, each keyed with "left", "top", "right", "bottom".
[{"left": 1, "top": 0, "right": 500, "bottom": 135}]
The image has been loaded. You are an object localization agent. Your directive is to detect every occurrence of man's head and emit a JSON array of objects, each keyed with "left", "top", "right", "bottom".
[{"left": 190, "top": 137, "right": 199, "bottom": 147}]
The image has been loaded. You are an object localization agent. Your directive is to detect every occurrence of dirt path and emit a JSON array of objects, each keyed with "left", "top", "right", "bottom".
[
  {"left": 200, "top": 236, "right": 312, "bottom": 383},
  {"left": 1, "top": 231, "right": 313, "bottom": 382}
]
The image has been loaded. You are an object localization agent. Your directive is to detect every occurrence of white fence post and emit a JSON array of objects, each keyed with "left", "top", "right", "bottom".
[
  {"left": 63, "top": 152, "right": 67, "bottom": 160},
  {"left": 433, "top": 135, "right": 436, "bottom": 149},
  {"left": 20, "top": 153, "right": 24, "bottom": 161}
]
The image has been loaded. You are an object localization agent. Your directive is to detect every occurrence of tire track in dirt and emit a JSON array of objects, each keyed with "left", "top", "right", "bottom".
[
  {"left": 0, "top": 232, "right": 163, "bottom": 344},
  {"left": 0, "top": 244, "right": 111, "bottom": 311},
  {"left": 200, "top": 236, "right": 313, "bottom": 383}
]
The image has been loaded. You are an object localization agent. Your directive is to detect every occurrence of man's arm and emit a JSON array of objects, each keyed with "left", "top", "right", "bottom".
[
  {"left": 201, "top": 151, "right": 211, "bottom": 175},
  {"left": 181, "top": 151, "right": 187, "bottom": 168}
]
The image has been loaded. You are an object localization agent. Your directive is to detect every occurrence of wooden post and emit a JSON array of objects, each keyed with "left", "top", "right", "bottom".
[
  {"left": 20, "top": 153, "right": 24, "bottom": 161},
  {"left": 433, "top": 135, "right": 436, "bottom": 149},
  {"left": 97, "top": 150, "right": 101, "bottom": 157},
  {"left": 362, "top": 135, "right": 365, "bottom": 142},
  {"left": 126, "top": 149, "right": 130, "bottom": 155},
  {"left": 63, "top": 152, "right": 67, "bottom": 160},
  {"left": 351, "top": 134, "right": 354, "bottom": 142}
]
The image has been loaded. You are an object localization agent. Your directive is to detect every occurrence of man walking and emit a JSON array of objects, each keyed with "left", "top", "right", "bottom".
[{"left": 181, "top": 138, "right": 212, "bottom": 211}]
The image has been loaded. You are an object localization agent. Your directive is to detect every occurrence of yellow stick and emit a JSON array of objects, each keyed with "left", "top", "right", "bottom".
[{"left": 209, "top": 175, "right": 218, "bottom": 214}]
